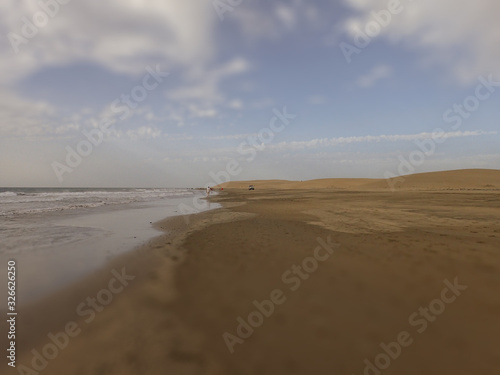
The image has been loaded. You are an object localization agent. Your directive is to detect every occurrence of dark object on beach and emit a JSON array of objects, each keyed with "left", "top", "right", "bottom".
[{"left": 248, "top": 185, "right": 254, "bottom": 190}]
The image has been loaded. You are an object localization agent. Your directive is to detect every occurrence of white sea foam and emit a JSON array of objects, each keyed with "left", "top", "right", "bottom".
[
  {"left": 0, "top": 188, "right": 195, "bottom": 216},
  {"left": 0, "top": 191, "right": 17, "bottom": 197}
]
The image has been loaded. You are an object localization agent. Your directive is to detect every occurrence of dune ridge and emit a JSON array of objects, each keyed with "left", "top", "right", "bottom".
[{"left": 215, "top": 169, "right": 500, "bottom": 191}]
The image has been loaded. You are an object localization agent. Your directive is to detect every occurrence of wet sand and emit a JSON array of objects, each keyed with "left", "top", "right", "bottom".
[
  {"left": 3, "top": 171, "right": 500, "bottom": 374},
  {"left": 0, "top": 195, "right": 217, "bottom": 306}
]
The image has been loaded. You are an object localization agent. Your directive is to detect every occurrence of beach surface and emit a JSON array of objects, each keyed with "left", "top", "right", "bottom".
[{"left": 3, "top": 170, "right": 500, "bottom": 374}]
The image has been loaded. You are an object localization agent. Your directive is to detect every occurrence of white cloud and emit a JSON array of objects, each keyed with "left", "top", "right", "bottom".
[
  {"left": 275, "top": 4, "right": 297, "bottom": 30},
  {"left": 0, "top": 2, "right": 250, "bottom": 133},
  {"left": 228, "top": 99, "right": 244, "bottom": 109},
  {"left": 125, "top": 126, "right": 162, "bottom": 140},
  {"left": 343, "top": 0, "right": 500, "bottom": 84},
  {"left": 0, "top": 1, "right": 216, "bottom": 83},
  {"left": 163, "top": 157, "right": 183, "bottom": 163},
  {"left": 166, "top": 57, "right": 251, "bottom": 118},
  {"left": 192, "top": 155, "right": 234, "bottom": 163},
  {"left": 232, "top": 0, "right": 328, "bottom": 41},
  {"left": 204, "top": 133, "right": 256, "bottom": 141},
  {"left": 356, "top": 65, "right": 392, "bottom": 88},
  {"left": 188, "top": 106, "right": 217, "bottom": 119},
  {"left": 267, "top": 130, "right": 497, "bottom": 152},
  {"left": 168, "top": 58, "right": 251, "bottom": 102},
  {"left": 162, "top": 130, "right": 497, "bottom": 161},
  {"left": 0, "top": 90, "right": 69, "bottom": 137},
  {"left": 250, "top": 97, "right": 275, "bottom": 110}
]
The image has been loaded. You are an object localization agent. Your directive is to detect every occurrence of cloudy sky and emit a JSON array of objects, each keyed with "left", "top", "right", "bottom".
[{"left": 1, "top": 0, "right": 499, "bottom": 187}]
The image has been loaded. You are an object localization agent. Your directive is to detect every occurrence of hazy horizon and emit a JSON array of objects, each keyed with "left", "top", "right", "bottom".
[{"left": 1, "top": 167, "right": 499, "bottom": 189}]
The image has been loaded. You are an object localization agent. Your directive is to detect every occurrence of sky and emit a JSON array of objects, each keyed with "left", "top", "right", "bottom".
[{"left": 1, "top": 0, "right": 499, "bottom": 187}]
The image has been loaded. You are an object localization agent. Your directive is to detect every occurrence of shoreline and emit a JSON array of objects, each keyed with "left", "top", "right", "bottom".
[
  {"left": 2, "top": 197, "right": 228, "bottom": 374},
  {"left": 0, "top": 192, "right": 218, "bottom": 306},
  {"left": 4, "top": 188, "right": 500, "bottom": 374}
]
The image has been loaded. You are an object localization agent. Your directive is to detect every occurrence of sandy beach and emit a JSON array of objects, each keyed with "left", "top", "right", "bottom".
[{"left": 3, "top": 170, "right": 500, "bottom": 375}]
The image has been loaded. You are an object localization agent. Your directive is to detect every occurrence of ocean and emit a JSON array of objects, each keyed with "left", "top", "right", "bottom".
[
  {"left": 0, "top": 187, "right": 198, "bottom": 217},
  {"left": 0, "top": 188, "right": 217, "bottom": 304}
]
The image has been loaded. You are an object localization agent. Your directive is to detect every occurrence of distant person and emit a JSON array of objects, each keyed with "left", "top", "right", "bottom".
[{"left": 206, "top": 186, "right": 212, "bottom": 197}]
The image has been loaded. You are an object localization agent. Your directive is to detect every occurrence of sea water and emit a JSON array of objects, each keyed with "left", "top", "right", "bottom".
[{"left": 0, "top": 188, "right": 217, "bottom": 305}]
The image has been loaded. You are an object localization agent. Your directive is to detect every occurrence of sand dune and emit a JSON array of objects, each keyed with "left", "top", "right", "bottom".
[
  {"left": 368, "top": 168, "right": 500, "bottom": 190},
  {"left": 216, "top": 178, "right": 376, "bottom": 190},
  {"left": 216, "top": 169, "right": 500, "bottom": 191}
]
